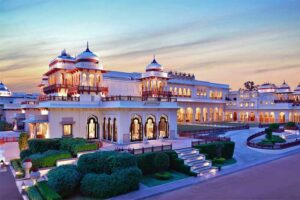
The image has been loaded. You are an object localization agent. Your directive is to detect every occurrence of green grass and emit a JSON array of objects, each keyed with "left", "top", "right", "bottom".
[
  {"left": 212, "top": 158, "right": 237, "bottom": 168},
  {"left": 140, "top": 170, "right": 189, "bottom": 187}
]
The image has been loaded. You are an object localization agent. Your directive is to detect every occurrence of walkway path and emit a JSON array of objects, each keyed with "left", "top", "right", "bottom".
[
  {"left": 146, "top": 151, "right": 300, "bottom": 200},
  {"left": 0, "top": 168, "right": 22, "bottom": 200}
]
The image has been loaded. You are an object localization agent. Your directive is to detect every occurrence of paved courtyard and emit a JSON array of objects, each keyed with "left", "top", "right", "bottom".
[
  {"left": 146, "top": 152, "right": 300, "bottom": 200},
  {"left": 0, "top": 168, "right": 22, "bottom": 200}
]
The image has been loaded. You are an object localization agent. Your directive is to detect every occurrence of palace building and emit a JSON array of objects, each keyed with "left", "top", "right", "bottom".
[{"left": 2, "top": 44, "right": 299, "bottom": 144}]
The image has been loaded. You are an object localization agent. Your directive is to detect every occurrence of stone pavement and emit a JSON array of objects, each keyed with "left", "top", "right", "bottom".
[{"left": 0, "top": 167, "right": 22, "bottom": 200}]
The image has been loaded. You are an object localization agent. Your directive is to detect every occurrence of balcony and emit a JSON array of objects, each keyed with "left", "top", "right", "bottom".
[
  {"left": 21, "top": 101, "right": 38, "bottom": 105},
  {"left": 38, "top": 96, "right": 80, "bottom": 102},
  {"left": 142, "top": 91, "right": 172, "bottom": 97},
  {"left": 274, "top": 99, "right": 294, "bottom": 103},
  {"left": 102, "top": 95, "right": 177, "bottom": 102},
  {"left": 77, "top": 86, "right": 108, "bottom": 94},
  {"left": 43, "top": 84, "right": 71, "bottom": 94}
]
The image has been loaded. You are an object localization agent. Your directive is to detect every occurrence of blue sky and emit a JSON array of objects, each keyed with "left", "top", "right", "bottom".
[{"left": 0, "top": 0, "right": 300, "bottom": 92}]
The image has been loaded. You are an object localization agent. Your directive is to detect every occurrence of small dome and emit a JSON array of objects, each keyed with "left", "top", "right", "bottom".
[
  {"left": 76, "top": 43, "right": 99, "bottom": 64},
  {"left": 0, "top": 81, "right": 9, "bottom": 91},
  {"left": 258, "top": 83, "right": 277, "bottom": 93},
  {"left": 294, "top": 83, "right": 300, "bottom": 95},
  {"left": 146, "top": 57, "right": 163, "bottom": 72},
  {"left": 276, "top": 81, "right": 291, "bottom": 93},
  {"left": 49, "top": 49, "right": 75, "bottom": 69}
]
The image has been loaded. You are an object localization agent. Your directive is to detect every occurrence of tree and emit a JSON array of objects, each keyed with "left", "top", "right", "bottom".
[{"left": 244, "top": 81, "right": 258, "bottom": 91}]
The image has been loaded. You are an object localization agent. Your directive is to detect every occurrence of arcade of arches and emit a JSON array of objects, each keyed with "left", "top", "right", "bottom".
[
  {"left": 130, "top": 115, "right": 169, "bottom": 142},
  {"left": 177, "top": 107, "right": 224, "bottom": 123}
]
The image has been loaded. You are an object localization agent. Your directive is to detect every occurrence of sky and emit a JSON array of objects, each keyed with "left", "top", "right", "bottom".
[{"left": 0, "top": 0, "right": 300, "bottom": 92}]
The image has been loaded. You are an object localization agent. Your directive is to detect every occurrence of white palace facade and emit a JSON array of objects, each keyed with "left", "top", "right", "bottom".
[{"left": 1, "top": 44, "right": 299, "bottom": 144}]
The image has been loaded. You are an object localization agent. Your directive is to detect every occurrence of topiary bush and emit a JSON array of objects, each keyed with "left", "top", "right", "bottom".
[
  {"left": 107, "top": 152, "right": 137, "bottom": 173},
  {"left": 59, "top": 138, "right": 86, "bottom": 153},
  {"left": 25, "top": 186, "right": 43, "bottom": 200},
  {"left": 136, "top": 152, "right": 157, "bottom": 175},
  {"left": 77, "top": 151, "right": 116, "bottom": 175},
  {"left": 20, "top": 149, "right": 33, "bottom": 160},
  {"left": 18, "top": 132, "right": 29, "bottom": 151},
  {"left": 80, "top": 167, "right": 142, "bottom": 199},
  {"left": 154, "top": 152, "right": 170, "bottom": 172},
  {"left": 265, "top": 128, "right": 273, "bottom": 140},
  {"left": 47, "top": 165, "right": 82, "bottom": 198},
  {"left": 221, "top": 142, "right": 235, "bottom": 159},
  {"left": 285, "top": 121, "right": 297, "bottom": 130},
  {"left": 194, "top": 143, "right": 218, "bottom": 159},
  {"left": 269, "top": 123, "right": 279, "bottom": 132}
]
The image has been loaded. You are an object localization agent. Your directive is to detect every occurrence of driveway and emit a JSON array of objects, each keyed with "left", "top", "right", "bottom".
[
  {"left": 0, "top": 168, "right": 22, "bottom": 200},
  {"left": 146, "top": 152, "right": 300, "bottom": 200}
]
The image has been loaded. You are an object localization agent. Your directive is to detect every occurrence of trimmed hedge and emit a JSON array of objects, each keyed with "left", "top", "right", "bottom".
[
  {"left": 77, "top": 151, "right": 116, "bottom": 175},
  {"left": 36, "top": 181, "right": 62, "bottom": 200},
  {"left": 154, "top": 152, "right": 170, "bottom": 172},
  {"left": 154, "top": 171, "right": 172, "bottom": 180},
  {"left": 0, "top": 121, "right": 13, "bottom": 131},
  {"left": 194, "top": 141, "right": 235, "bottom": 160},
  {"left": 80, "top": 167, "right": 142, "bottom": 199},
  {"left": 47, "top": 165, "right": 82, "bottom": 198},
  {"left": 18, "top": 132, "right": 29, "bottom": 151},
  {"left": 71, "top": 143, "right": 98, "bottom": 156},
  {"left": 26, "top": 186, "right": 43, "bottom": 200},
  {"left": 107, "top": 152, "right": 137, "bottom": 173},
  {"left": 28, "top": 139, "right": 61, "bottom": 154},
  {"left": 136, "top": 151, "right": 196, "bottom": 176},
  {"left": 10, "top": 159, "right": 25, "bottom": 179},
  {"left": 29, "top": 150, "right": 72, "bottom": 168},
  {"left": 20, "top": 149, "right": 33, "bottom": 160}
]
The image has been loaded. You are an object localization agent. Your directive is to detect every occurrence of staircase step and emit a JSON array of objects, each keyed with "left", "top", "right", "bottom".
[
  {"left": 195, "top": 167, "right": 218, "bottom": 176},
  {"left": 175, "top": 148, "right": 197, "bottom": 154},
  {"left": 188, "top": 160, "right": 211, "bottom": 168},
  {"left": 191, "top": 164, "right": 212, "bottom": 172}
]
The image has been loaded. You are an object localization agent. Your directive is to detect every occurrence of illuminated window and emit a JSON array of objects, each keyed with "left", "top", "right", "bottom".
[
  {"left": 240, "top": 103, "right": 243, "bottom": 107},
  {"left": 63, "top": 124, "right": 72, "bottom": 136},
  {"left": 245, "top": 103, "right": 249, "bottom": 107}
]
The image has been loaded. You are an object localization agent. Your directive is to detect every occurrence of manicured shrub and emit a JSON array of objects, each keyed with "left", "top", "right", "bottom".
[
  {"left": 20, "top": 149, "right": 33, "bottom": 160},
  {"left": 154, "top": 152, "right": 170, "bottom": 172},
  {"left": 269, "top": 123, "right": 279, "bottom": 132},
  {"left": 107, "top": 152, "right": 137, "bottom": 173},
  {"left": 195, "top": 143, "right": 218, "bottom": 159},
  {"left": 0, "top": 121, "right": 13, "bottom": 131},
  {"left": 59, "top": 138, "right": 86, "bottom": 153},
  {"left": 28, "top": 139, "right": 60, "bottom": 153},
  {"left": 154, "top": 171, "right": 172, "bottom": 180},
  {"left": 10, "top": 159, "right": 25, "bottom": 179},
  {"left": 18, "top": 132, "right": 29, "bottom": 151},
  {"left": 136, "top": 152, "right": 157, "bottom": 174},
  {"left": 36, "top": 181, "right": 62, "bottom": 200},
  {"left": 26, "top": 186, "right": 43, "bottom": 200},
  {"left": 29, "top": 150, "right": 72, "bottom": 168},
  {"left": 70, "top": 143, "right": 98, "bottom": 156},
  {"left": 47, "top": 165, "right": 82, "bottom": 198},
  {"left": 285, "top": 122, "right": 297, "bottom": 129},
  {"left": 265, "top": 128, "right": 273, "bottom": 140},
  {"left": 77, "top": 151, "right": 116, "bottom": 174},
  {"left": 222, "top": 142, "right": 235, "bottom": 159},
  {"left": 80, "top": 167, "right": 142, "bottom": 199}
]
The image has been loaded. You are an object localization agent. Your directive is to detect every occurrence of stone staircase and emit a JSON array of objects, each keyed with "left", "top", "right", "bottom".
[{"left": 175, "top": 148, "right": 218, "bottom": 176}]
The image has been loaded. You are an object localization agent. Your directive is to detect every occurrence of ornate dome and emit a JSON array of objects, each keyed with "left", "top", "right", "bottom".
[
  {"left": 0, "top": 81, "right": 9, "bottom": 92},
  {"left": 294, "top": 83, "right": 300, "bottom": 95},
  {"left": 146, "top": 57, "right": 163, "bottom": 72},
  {"left": 258, "top": 83, "right": 277, "bottom": 93},
  {"left": 76, "top": 43, "right": 99, "bottom": 64},
  {"left": 276, "top": 81, "right": 291, "bottom": 93},
  {"left": 49, "top": 49, "right": 75, "bottom": 70}
]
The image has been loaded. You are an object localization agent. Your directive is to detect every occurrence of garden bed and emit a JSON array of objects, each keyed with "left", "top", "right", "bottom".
[
  {"left": 212, "top": 158, "right": 237, "bottom": 168},
  {"left": 141, "top": 170, "right": 189, "bottom": 187}
]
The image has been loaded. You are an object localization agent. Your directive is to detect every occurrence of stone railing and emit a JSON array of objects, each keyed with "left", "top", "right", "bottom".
[
  {"left": 115, "top": 144, "right": 172, "bottom": 155},
  {"left": 102, "top": 95, "right": 177, "bottom": 102}
]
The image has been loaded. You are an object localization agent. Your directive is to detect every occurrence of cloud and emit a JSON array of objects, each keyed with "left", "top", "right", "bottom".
[{"left": 253, "top": 64, "right": 300, "bottom": 74}]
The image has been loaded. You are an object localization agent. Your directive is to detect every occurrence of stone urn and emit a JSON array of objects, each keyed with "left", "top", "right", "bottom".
[
  {"left": 30, "top": 167, "right": 41, "bottom": 185},
  {"left": 22, "top": 158, "right": 32, "bottom": 179}
]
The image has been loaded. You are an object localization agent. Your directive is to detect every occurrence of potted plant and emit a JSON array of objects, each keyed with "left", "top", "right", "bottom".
[
  {"left": 30, "top": 167, "right": 41, "bottom": 185},
  {"left": 22, "top": 158, "right": 32, "bottom": 179}
]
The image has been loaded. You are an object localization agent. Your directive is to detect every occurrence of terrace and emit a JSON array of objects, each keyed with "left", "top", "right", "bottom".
[{"left": 102, "top": 95, "right": 177, "bottom": 102}]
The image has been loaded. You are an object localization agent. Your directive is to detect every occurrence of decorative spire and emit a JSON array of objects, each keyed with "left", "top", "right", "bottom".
[
  {"left": 86, "top": 41, "right": 90, "bottom": 52},
  {"left": 152, "top": 54, "right": 157, "bottom": 63}
]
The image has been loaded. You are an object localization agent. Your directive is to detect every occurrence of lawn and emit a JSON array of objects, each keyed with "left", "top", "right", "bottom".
[{"left": 140, "top": 170, "right": 189, "bottom": 187}]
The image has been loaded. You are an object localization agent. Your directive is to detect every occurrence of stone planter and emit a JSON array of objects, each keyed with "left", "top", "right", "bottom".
[
  {"left": 30, "top": 170, "right": 41, "bottom": 185},
  {"left": 22, "top": 160, "right": 32, "bottom": 179}
]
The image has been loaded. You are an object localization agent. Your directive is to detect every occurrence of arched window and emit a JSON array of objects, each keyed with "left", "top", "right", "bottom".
[
  {"left": 102, "top": 117, "right": 106, "bottom": 140},
  {"left": 183, "top": 88, "right": 187, "bottom": 96},
  {"left": 82, "top": 73, "right": 87, "bottom": 86},
  {"left": 187, "top": 88, "right": 191, "bottom": 96},
  {"left": 89, "top": 74, "right": 94, "bottom": 87},
  {"left": 130, "top": 115, "right": 142, "bottom": 142},
  {"left": 159, "top": 115, "right": 169, "bottom": 138},
  {"left": 113, "top": 118, "right": 117, "bottom": 142},
  {"left": 96, "top": 75, "right": 101, "bottom": 86},
  {"left": 179, "top": 88, "right": 182, "bottom": 96},
  {"left": 87, "top": 116, "right": 98, "bottom": 139},
  {"left": 145, "top": 115, "right": 156, "bottom": 140},
  {"left": 108, "top": 117, "right": 112, "bottom": 140}
]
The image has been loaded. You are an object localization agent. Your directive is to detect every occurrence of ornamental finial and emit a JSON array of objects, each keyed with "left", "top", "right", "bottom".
[{"left": 86, "top": 41, "right": 90, "bottom": 52}]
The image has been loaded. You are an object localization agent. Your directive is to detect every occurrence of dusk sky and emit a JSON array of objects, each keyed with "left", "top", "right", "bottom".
[{"left": 0, "top": 0, "right": 300, "bottom": 92}]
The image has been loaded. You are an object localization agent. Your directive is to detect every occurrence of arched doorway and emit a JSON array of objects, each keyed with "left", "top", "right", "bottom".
[
  {"left": 145, "top": 115, "right": 156, "bottom": 140},
  {"left": 203, "top": 108, "right": 208, "bottom": 122},
  {"left": 113, "top": 118, "right": 117, "bottom": 142},
  {"left": 250, "top": 112, "right": 255, "bottom": 121},
  {"left": 279, "top": 112, "right": 285, "bottom": 123},
  {"left": 130, "top": 115, "right": 142, "bottom": 142},
  {"left": 159, "top": 115, "right": 169, "bottom": 138},
  {"left": 177, "top": 108, "right": 185, "bottom": 122},
  {"left": 233, "top": 112, "right": 237, "bottom": 121},
  {"left": 186, "top": 107, "right": 193, "bottom": 122},
  {"left": 195, "top": 108, "right": 201, "bottom": 122},
  {"left": 87, "top": 116, "right": 98, "bottom": 139},
  {"left": 107, "top": 118, "right": 112, "bottom": 140}
]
